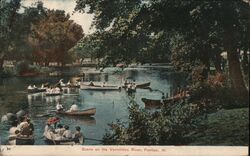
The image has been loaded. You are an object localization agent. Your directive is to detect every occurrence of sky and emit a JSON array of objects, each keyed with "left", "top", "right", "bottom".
[{"left": 21, "top": 0, "right": 95, "bottom": 34}]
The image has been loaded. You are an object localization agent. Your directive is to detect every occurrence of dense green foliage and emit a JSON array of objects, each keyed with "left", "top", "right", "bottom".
[
  {"left": 74, "top": 0, "right": 249, "bottom": 145},
  {"left": 75, "top": 0, "right": 249, "bottom": 97},
  {"left": 103, "top": 95, "right": 215, "bottom": 145},
  {"left": 0, "top": 0, "right": 21, "bottom": 71},
  {"left": 0, "top": 1, "right": 84, "bottom": 76},
  {"left": 30, "top": 9, "right": 84, "bottom": 65}
]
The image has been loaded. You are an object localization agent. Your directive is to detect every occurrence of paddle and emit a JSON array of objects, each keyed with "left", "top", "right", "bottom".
[{"left": 36, "top": 114, "right": 53, "bottom": 117}]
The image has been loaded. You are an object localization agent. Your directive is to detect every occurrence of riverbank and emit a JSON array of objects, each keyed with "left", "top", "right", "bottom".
[
  {"left": 189, "top": 107, "right": 249, "bottom": 145},
  {"left": 1, "top": 63, "right": 174, "bottom": 78}
]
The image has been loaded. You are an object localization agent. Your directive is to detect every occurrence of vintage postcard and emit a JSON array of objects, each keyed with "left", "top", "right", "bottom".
[{"left": 0, "top": 0, "right": 249, "bottom": 155}]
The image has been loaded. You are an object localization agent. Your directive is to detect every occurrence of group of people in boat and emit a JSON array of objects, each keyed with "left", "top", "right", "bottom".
[
  {"left": 9, "top": 116, "right": 34, "bottom": 145},
  {"left": 46, "top": 87, "right": 61, "bottom": 94},
  {"left": 123, "top": 80, "right": 136, "bottom": 94},
  {"left": 44, "top": 121, "right": 84, "bottom": 144},
  {"left": 88, "top": 81, "right": 106, "bottom": 87},
  {"left": 56, "top": 102, "right": 79, "bottom": 112},
  {"left": 27, "top": 84, "right": 45, "bottom": 90},
  {"left": 59, "top": 79, "right": 80, "bottom": 87}
]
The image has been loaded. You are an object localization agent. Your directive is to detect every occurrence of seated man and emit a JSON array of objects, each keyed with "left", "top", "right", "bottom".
[
  {"left": 67, "top": 103, "right": 78, "bottom": 112},
  {"left": 41, "top": 84, "right": 44, "bottom": 89},
  {"left": 89, "top": 81, "right": 94, "bottom": 86},
  {"left": 55, "top": 87, "right": 61, "bottom": 93},
  {"left": 55, "top": 124, "right": 65, "bottom": 136},
  {"left": 27, "top": 85, "right": 33, "bottom": 90},
  {"left": 74, "top": 126, "right": 84, "bottom": 144},
  {"left": 26, "top": 118, "right": 34, "bottom": 135},
  {"left": 56, "top": 103, "right": 64, "bottom": 112},
  {"left": 43, "top": 123, "right": 55, "bottom": 140},
  {"left": 67, "top": 81, "right": 71, "bottom": 86},
  {"left": 18, "top": 117, "right": 34, "bottom": 137},
  {"left": 62, "top": 125, "right": 72, "bottom": 139},
  {"left": 17, "top": 116, "right": 28, "bottom": 130}
]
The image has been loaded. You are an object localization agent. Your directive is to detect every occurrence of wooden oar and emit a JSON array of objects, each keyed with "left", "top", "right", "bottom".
[{"left": 36, "top": 114, "right": 53, "bottom": 117}]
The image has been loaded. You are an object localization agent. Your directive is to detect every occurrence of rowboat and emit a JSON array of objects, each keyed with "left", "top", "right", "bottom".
[
  {"left": 136, "top": 82, "right": 150, "bottom": 88},
  {"left": 141, "top": 92, "right": 190, "bottom": 109},
  {"left": 141, "top": 98, "right": 163, "bottom": 109},
  {"left": 28, "top": 88, "right": 46, "bottom": 93},
  {"left": 9, "top": 135, "right": 35, "bottom": 145},
  {"left": 57, "top": 108, "right": 96, "bottom": 116},
  {"left": 44, "top": 132, "right": 82, "bottom": 145},
  {"left": 123, "top": 82, "right": 150, "bottom": 89},
  {"left": 80, "top": 83, "right": 121, "bottom": 91}
]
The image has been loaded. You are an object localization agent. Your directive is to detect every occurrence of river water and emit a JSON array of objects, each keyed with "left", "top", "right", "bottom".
[{"left": 0, "top": 66, "right": 186, "bottom": 145}]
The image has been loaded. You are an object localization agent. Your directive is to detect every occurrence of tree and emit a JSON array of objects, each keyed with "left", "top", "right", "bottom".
[
  {"left": 73, "top": 31, "right": 106, "bottom": 63},
  {"left": 29, "top": 9, "right": 84, "bottom": 66},
  {"left": 0, "top": 0, "right": 21, "bottom": 72},
  {"left": 75, "top": 0, "right": 250, "bottom": 98}
]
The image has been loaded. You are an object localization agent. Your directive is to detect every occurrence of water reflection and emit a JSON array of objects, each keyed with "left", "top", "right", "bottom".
[{"left": 0, "top": 67, "right": 186, "bottom": 145}]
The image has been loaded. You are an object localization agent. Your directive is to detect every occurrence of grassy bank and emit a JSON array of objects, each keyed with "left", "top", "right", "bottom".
[{"left": 189, "top": 107, "right": 249, "bottom": 145}]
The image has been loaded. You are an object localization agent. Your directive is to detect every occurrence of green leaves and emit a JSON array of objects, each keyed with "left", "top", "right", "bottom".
[
  {"left": 30, "top": 8, "right": 84, "bottom": 64},
  {"left": 102, "top": 98, "right": 204, "bottom": 145}
]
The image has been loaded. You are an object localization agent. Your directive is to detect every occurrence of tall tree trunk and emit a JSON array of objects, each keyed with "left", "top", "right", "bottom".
[
  {"left": 224, "top": 29, "right": 248, "bottom": 99},
  {"left": 0, "top": 58, "right": 4, "bottom": 73},
  {"left": 242, "top": 49, "right": 249, "bottom": 74},
  {"left": 213, "top": 53, "right": 222, "bottom": 73}
]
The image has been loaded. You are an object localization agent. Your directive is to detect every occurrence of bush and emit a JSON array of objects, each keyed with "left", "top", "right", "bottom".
[
  {"left": 15, "top": 60, "right": 40, "bottom": 75},
  {"left": 103, "top": 99, "right": 204, "bottom": 145},
  {"left": 190, "top": 73, "right": 248, "bottom": 110},
  {"left": 0, "top": 67, "right": 16, "bottom": 77}
]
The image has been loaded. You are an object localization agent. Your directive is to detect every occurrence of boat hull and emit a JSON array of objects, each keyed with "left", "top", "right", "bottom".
[
  {"left": 141, "top": 98, "right": 162, "bottom": 109},
  {"left": 45, "top": 93, "right": 63, "bottom": 96},
  {"left": 44, "top": 138, "right": 77, "bottom": 145},
  {"left": 80, "top": 84, "right": 121, "bottom": 91},
  {"left": 28, "top": 88, "right": 46, "bottom": 94},
  {"left": 57, "top": 108, "right": 96, "bottom": 116},
  {"left": 16, "top": 137, "right": 35, "bottom": 145},
  {"left": 136, "top": 82, "right": 151, "bottom": 88},
  {"left": 44, "top": 133, "right": 83, "bottom": 145},
  {"left": 123, "top": 82, "right": 150, "bottom": 89}
]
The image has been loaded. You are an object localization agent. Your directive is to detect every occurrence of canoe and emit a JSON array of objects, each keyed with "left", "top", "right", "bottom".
[
  {"left": 57, "top": 108, "right": 96, "bottom": 116},
  {"left": 123, "top": 82, "right": 150, "bottom": 89},
  {"left": 28, "top": 88, "right": 46, "bottom": 93},
  {"left": 44, "top": 132, "right": 82, "bottom": 145},
  {"left": 135, "top": 82, "right": 150, "bottom": 88},
  {"left": 141, "top": 98, "right": 163, "bottom": 109},
  {"left": 142, "top": 93, "right": 190, "bottom": 109},
  {"left": 80, "top": 83, "right": 121, "bottom": 91}
]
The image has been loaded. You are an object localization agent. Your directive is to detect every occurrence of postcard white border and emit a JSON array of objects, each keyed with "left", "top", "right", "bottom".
[{"left": 0, "top": 145, "right": 248, "bottom": 156}]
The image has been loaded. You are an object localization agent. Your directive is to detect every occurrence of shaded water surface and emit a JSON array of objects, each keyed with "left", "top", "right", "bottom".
[{"left": 0, "top": 67, "right": 186, "bottom": 145}]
